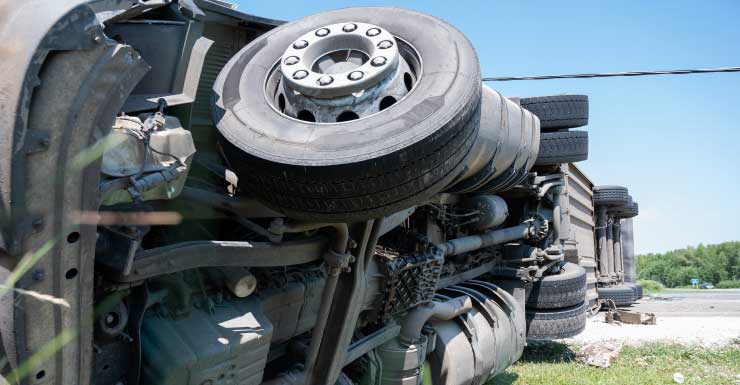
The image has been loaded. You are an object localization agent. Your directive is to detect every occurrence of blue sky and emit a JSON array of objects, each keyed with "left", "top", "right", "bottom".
[{"left": 234, "top": 1, "right": 740, "bottom": 254}]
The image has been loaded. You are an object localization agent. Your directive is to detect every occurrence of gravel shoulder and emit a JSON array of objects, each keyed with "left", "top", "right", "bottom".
[
  {"left": 561, "top": 290, "right": 740, "bottom": 347},
  {"left": 563, "top": 313, "right": 740, "bottom": 347}
]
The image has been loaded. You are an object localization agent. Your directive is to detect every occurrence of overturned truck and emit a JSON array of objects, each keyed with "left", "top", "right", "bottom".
[{"left": 0, "top": 1, "right": 633, "bottom": 385}]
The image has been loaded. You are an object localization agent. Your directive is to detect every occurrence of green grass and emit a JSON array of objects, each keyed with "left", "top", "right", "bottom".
[
  {"left": 487, "top": 341, "right": 740, "bottom": 385},
  {"left": 637, "top": 279, "right": 665, "bottom": 294}
]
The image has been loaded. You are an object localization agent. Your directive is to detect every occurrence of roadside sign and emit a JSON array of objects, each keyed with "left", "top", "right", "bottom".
[{"left": 691, "top": 278, "right": 700, "bottom": 288}]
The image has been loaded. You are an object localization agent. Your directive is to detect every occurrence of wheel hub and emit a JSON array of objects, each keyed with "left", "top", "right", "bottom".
[
  {"left": 280, "top": 22, "right": 400, "bottom": 98},
  {"left": 267, "top": 22, "right": 420, "bottom": 123}
]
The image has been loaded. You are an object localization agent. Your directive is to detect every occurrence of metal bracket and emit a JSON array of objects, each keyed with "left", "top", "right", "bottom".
[
  {"left": 23, "top": 130, "right": 50, "bottom": 154},
  {"left": 324, "top": 248, "right": 353, "bottom": 272}
]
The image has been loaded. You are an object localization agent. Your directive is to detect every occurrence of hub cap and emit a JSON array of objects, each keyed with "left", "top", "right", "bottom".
[
  {"left": 266, "top": 22, "right": 421, "bottom": 123},
  {"left": 280, "top": 22, "right": 400, "bottom": 98}
]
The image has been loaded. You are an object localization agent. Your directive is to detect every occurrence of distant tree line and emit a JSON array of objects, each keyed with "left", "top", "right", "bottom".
[{"left": 636, "top": 241, "right": 740, "bottom": 288}]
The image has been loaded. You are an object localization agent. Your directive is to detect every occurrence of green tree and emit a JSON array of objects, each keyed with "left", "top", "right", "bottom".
[{"left": 636, "top": 241, "right": 740, "bottom": 287}]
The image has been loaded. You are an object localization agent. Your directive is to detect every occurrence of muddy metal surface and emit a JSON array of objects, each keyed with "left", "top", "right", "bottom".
[{"left": 632, "top": 289, "right": 740, "bottom": 317}]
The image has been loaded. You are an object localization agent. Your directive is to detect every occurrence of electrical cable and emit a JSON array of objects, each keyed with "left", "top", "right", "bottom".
[{"left": 483, "top": 66, "right": 740, "bottom": 81}]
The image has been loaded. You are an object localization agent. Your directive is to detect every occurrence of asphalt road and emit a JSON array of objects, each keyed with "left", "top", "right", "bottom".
[{"left": 631, "top": 289, "right": 740, "bottom": 317}]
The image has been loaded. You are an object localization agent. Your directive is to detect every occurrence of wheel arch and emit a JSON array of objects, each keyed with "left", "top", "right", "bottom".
[{"left": 0, "top": 2, "right": 148, "bottom": 384}]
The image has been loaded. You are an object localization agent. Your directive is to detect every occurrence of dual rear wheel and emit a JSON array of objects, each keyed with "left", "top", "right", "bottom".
[
  {"left": 522, "top": 95, "right": 590, "bottom": 167},
  {"left": 498, "top": 262, "right": 589, "bottom": 340}
]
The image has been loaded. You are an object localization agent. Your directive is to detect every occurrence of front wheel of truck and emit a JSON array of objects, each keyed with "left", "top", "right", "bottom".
[{"left": 213, "top": 7, "right": 482, "bottom": 222}]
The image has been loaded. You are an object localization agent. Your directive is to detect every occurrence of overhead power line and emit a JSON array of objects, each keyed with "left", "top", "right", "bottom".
[{"left": 482, "top": 66, "right": 740, "bottom": 81}]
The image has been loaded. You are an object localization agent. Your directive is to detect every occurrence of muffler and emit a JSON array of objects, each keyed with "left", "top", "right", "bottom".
[{"left": 377, "top": 280, "right": 525, "bottom": 385}]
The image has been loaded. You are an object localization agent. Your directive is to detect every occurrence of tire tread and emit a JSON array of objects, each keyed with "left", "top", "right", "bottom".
[
  {"left": 520, "top": 95, "right": 589, "bottom": 130},
  {"left": 534, "top": 131, "right": 588, "bottom": 166},
  {"left": 525, "top": 301, "right": 587, "bottom": 340}
]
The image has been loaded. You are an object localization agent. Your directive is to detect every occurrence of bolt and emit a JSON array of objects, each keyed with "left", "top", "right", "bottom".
[
  {"left": 31, "top": 218, "right": 43, "bottom": 232},
  {"left": 293, "top": 40, "right": 309, "bottom": 49},
  {"left": 317, "top": 76, "right": 334, "bottom": 86},
  {"left": 366, "top": 28, "right": 381, "bottom": 37},
  {"left": 315, "top": 28, "right": 330, "bottom": 37},
  {"left": 348, "top": 71, "right": 364, "bottom": 81},
  {"left": 371, "top": 56, "right": 388, "bottom": 67},
  {"left": 342, "top": 23, "right": 357, "bottom": 32},
  {"left": 33, "top": 269, "right": 45, "bottom": 281},
  {"left": 284, "top": 56, "right": 300, "bottom": 65},
  {"left": 293, "top": 70, "right": 309, "bottom": 80},
  {"left": 92, "top": 35, "right": 102, "bottom": 44},
  {"left": 377, "top": 40, "right": 394, "bottom": 49}
]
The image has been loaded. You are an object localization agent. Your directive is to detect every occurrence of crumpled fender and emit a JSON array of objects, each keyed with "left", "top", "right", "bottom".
[
  {"left": 0, "top": 1, "right": 108, "bottom": 254},
  {"left": 0, "top": 0, "right": 103, "bottom": 144},
  {"left": 0, "top": 0, "right": 113, "bottom": 372}
]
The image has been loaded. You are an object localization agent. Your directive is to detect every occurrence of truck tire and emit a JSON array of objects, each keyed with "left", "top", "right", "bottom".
[
  {"left": 610, "top": 201, "right": 639, "bottom": 218},
  {"left": 525, "top": 301, "right": 587, "bottom": 340},
  {"left": 598, "top": 285, "right": 635, "bottom": 307},
  {"left": 522, "top": 262, "right": 587, "bottom": 309},
  {"left": 519, "top": 95, "right": 588, "bottom": 130},
  {"left": 624, "top": 282, "right": 643, "bottom": 300},
  {"left": 593, "top": 185, "right": 629, "bottom": 206},
  {"left": 214, "top": 7, "right": 481, "bottom": 222},
  {"left": 534, "top": 131, "right": 588, "bottom": 166}
]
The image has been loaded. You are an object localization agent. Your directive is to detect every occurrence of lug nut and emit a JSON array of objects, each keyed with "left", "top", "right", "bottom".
[
  {"left": 366, "top": 28, "right": 381, "bottom": 37},
  {"left": 377, "top": 40, "right": 394, "bottom": 49},
  {"left": 293, "top": 40, "right": 309, "bottom": 49},
  {"left": 348, "top": 71, "right": 364, "bottom": 81},
  {"left": 342, "top": 23, "right": 358, "bottom": 32},
  {"left": 293, "top": 70, "right": 309, "bottom": 80},
  {"left": 317, "top": 76, "right": 334, "bottom": 86},
  {"left": 371, "top": 56, "right": 388, "bottom": 67},
  {"left": 315, "top": 28, "right": 330, "bottom": 37},
  {"left": 284, "top": 56, "right": 300, "bottom": 65}
]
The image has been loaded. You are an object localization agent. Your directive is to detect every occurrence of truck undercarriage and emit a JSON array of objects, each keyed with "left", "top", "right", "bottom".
[{"left": 0, "top": 1, "right": 639, "bottom": 385}]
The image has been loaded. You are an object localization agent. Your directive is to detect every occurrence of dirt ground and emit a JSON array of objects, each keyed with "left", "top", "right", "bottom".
[{"left": 563, "top": 289, "right": 740, "bottom": 347}]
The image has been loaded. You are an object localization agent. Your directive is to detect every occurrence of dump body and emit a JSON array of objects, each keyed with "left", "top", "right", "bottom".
[{"left": 561, "top": 163, "right": 599, "bottom": 311}]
